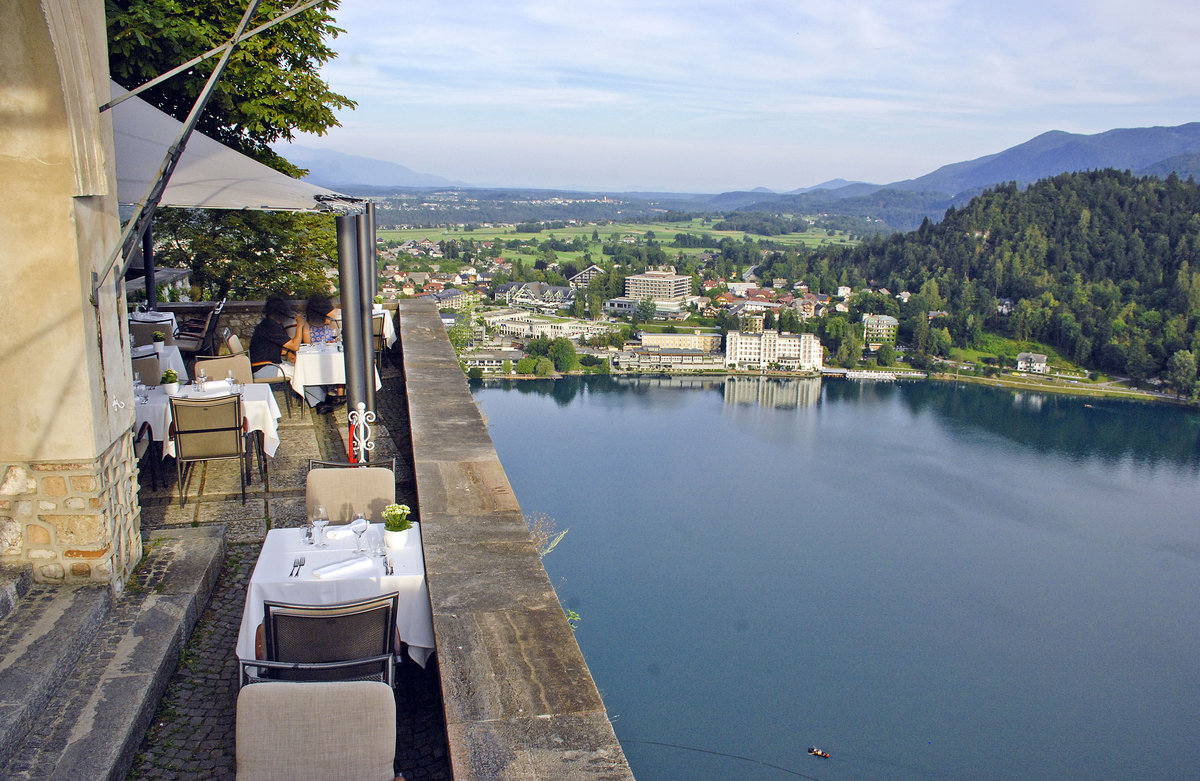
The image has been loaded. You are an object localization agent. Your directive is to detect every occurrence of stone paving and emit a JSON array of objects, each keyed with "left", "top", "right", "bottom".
[{"left": 128, "top": 361, "right": 451, "bottom": 780}]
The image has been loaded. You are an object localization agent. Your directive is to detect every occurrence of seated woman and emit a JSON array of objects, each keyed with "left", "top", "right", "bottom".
[
  {"left": 249, "top": 297, "right": 302, "bottom": 380},
  {"left": 304, "top": 295, "right": 340, "bottom": 345},
  {"left": 299, "top": 295, "right": 342, "bottom": 413}
]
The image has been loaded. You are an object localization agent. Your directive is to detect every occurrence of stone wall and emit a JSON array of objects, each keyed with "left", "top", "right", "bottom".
[
  {"left": 154, "top": 300, "right": 399, "bottom": 348},
  {"left": 0, "top": 433, "right": 142, "bottom": 587}
]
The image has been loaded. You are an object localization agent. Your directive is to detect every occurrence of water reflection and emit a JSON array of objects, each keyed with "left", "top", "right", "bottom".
[{"left": 479, "top": 375, "right": 1200, "bottom": 468}]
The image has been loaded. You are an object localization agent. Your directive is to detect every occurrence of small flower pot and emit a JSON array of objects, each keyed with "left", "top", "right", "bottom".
[
  {"left": 384, "top": 528, "right": 409, "bottom": 549},
  {"left": 162, "top": 381, "right": 181, "bottom": 395}
]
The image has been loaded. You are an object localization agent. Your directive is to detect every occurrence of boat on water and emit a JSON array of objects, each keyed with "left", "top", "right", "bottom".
[{"left": 808, "top": 746, "right": 830, "bottom": 758}]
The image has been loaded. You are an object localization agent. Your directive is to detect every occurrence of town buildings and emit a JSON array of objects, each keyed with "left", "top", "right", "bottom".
[
  {"left": 861, "top": 313, "right": 899, "bottom": 350},
  {"left": 724, "top": 331, "right": 823, "bottom": 371},
  {"left": 623, "top": 269, "right": 691, "bottom": 301}
]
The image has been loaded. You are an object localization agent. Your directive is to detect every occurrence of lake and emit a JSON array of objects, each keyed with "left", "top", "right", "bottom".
[{"left": 470, "top": 376, "right": 1200, "bottom": 780}]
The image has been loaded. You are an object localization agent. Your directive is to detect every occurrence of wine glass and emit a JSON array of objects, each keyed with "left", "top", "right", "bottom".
[
  {"left": 349, "top": 513, "right": 370, "bottom": 553},
  {"left": 370, "top": 532, "right": 387, "bottom": 571},
  {"left": 312, "top": 505, "right": 329, "bottom": 547}
]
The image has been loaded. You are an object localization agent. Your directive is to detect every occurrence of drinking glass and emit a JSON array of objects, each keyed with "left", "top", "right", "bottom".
[
  {"left": 349, "top": 513, "right": 370, "bottom": 553},
  {"left": 370, "top": 532, "right": 387, "bottom": 570},
  {"left": 312, "top": 505, "right": 329, "bottom": 547}
]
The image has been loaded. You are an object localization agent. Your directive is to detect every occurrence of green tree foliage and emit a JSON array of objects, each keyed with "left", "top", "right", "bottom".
[
  {"left": 633, "top": 297, "right": 657, "bottom": 324},
  {"left": 534, "top": 357, "right": 555, "bottom": 377},
  {"left": 107, "top": 0, "right": 355, "bottom": 298},
  {"left": 548, "top": 338, "right": 577, "bottom": 372},
  {"left": 807, "top": 171, "right": 1200, "bottom": 377},
  {"left": 515, "top": 356, "right": 538, "bottom": 375},
  {"left": 1166, "top": 349, "right": 1197, "bottom": 398}
]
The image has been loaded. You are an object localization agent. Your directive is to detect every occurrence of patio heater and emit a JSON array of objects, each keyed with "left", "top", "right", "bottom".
[{"left": 336, "top": 214, "right": 373, "bottom": 462}]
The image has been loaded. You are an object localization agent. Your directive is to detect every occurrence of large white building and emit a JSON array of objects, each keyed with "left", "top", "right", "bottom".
[
  {"left": 624, "top": 269, "right": 691, "bottom": 301},
  {"left": 640, "top": 330, "right": 723, "bottom": 352},
  {"left": 724, "top": 331, "right": 822, "bottom": 371}
]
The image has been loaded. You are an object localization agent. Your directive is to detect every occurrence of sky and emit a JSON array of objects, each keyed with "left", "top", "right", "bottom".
[{"left": 281, "top": 0, "right": 1200, "bottom": 193}]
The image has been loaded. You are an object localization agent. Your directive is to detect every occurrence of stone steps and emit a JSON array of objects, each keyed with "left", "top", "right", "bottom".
[{"left": 0, "top": 526, "right": 224, "bottom": 780}]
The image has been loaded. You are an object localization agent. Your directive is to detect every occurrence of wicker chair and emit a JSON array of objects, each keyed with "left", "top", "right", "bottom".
[
  {"left": 235, "top": 680, "right": 399, "bottom": 781},
  {"left": 131, "top": 354, "right": 161, "bottom": 385},
  {"left": 129, "top": 319, "right": 174, "bottom": 348},
  {"left": 239, "top": 592, "right": 399, "bottom": 687},
  {"left": 193, "top": 353, "right": 254, "bottom": 383}
]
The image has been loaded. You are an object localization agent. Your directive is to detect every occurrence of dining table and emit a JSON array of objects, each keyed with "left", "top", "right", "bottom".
[
  {"left": 129, "top": 310, "right": 179, "bottom": 334},
  {"left": 133, "top": 381, "right": 281, "bottom": 458},
  {"left": 290, "top": 343, "right": 382, "bottom": 400},
  {"left": 235, "top": 523, "right": 435, "bottom": 667}
]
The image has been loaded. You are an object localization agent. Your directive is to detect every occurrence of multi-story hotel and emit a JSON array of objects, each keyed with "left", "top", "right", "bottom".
[
  {"left": 724, "top": 331, "right": 823, "bottom": 371},
  {"left": 640, "top": 330, "right": 723, "bottom": 352},
  {"left": 624, "top": 269, "right": 691, "bottom": 301},
  {"left": 861, "top": 313, "right": 899, "bottom": 350}
]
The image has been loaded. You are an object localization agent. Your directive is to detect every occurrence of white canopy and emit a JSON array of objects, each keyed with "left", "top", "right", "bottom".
[{"left": 110, "top": 80, "right": 361, "bottom": 213}]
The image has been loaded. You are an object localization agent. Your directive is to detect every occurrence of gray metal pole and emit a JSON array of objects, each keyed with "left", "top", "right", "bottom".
[
  {"left": 356, "top": 207, "right": 376, "bottom": 414},
  {"left": 336, "top": 215, "right": 369, "bottom": 430},
  {"left": 143, "top": 225, "right": 158, "bottom": 310},
  {"left": 366, "top": 202, "right": 378, "bottom": 302}
]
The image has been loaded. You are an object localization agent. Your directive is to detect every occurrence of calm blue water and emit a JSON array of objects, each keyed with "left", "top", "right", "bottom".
[{"left": 471, "top": 376, "right": 1200, "bottom": 780}]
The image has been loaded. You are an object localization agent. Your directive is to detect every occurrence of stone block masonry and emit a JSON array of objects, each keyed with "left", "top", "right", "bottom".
[{"left": 0, "top": 432, "right": 142, "bottom": 588}]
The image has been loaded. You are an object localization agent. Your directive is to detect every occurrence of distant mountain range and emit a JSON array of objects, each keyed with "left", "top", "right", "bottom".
[
  {"left": 284, "top": 123, "right": 1200, "bottom": 231},
  {"left": 284, "top": 146, "right": 468, "bottom": 189}
]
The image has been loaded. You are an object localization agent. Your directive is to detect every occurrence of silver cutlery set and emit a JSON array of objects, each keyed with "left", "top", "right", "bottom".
[{"left": 289, "top": 557, "right": 305, "bottom": 577}]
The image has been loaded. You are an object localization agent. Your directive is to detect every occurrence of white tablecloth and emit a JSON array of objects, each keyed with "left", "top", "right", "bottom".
[
  {"left": 376, "top": 309, "right": 397, "bottom": 348},
  {"left": 235, "top": 524, "right": 434, "bottom": 667},
  {"left": 130, "top": 311, "right": 178, "bottom": 333},
  {"left": 291, "top": 344, "right": 382, "bottom": 400},
  {"left": 133, "top": 382, "right": 281, "bottom": 458}
]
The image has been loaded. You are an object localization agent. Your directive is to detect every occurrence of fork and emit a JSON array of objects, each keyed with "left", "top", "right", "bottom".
[
  {"left": 289, "top": 557, "right": 300, "bottom": 577},
  {"left": 297, "top": 556, "right": 306, "bottom": 576}
]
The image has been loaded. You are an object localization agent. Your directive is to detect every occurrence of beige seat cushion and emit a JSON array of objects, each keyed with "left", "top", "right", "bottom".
[
  {"left": 235, "top": 680, "right": 395, "bottom": 781},
  {"left": 305, "top": 466, "right": 395, "bottom": 523}
]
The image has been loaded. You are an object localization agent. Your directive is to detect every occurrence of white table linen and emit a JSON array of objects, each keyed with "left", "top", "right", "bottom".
[
  {"left": 133, "top": 383, "right": 281, "bottom": 458},
  {"left": 131, "top": 343, "right": 189, "bottom": 382},
  {"left": 129, "top": 311, "right": 178, "bottom": 333},
  {"left": 235, "top": 524, "right": 435, "bottom": 667},
  {"left": 290, "top": 343, "right": 382, "bottom": 400},
  {"left": 376, "top": 309, "right": 397, "bottom": 348}
]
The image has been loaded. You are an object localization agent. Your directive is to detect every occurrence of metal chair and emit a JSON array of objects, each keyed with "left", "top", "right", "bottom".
[
  {"left": 193, "top": 353, "right": 254, "bottom": 383},
  {"left": 132, "top": 421, "right": 160, "bottom": 490},
  {"left": 372, "top": 313, "right": 388, "bottom": 371},
  {"left": 235, "top": 681, "right": 398, "bottom": 781},
  {"left": 168, "top": 393, "right": 248, "bottom": 506},
  {"left": 129, "top": 319, "right": 174, "bottom": 348},
  {"left": 174, "top": 298, "right": 225, "bottom": 358},
  {"left": 239, "top": 592, "right": 399, "bottom": 687},
  {"left": 305, "top": 460, "right": 396, "bottom": 523},
  {"left": 131, "top": 354, "right": 161, "bottom": 385}
]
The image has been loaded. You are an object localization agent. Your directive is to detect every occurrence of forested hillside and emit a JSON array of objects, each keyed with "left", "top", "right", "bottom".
[{"left": 769, "top": 170, "right": 1200, "bottom": 380}]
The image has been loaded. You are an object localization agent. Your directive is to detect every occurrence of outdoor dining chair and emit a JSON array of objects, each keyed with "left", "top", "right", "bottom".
[
  {"left": 131, "top": 355, "right": 160, "bottom": 385},
  {"left": 239, "top": 592, "right": 399, "bottom": 687},
  {"left": 129, "top": 319, "right": 174, "bottom": 348},
  {"left": 235, "top": 680, "right": 399, "bottom": 781},
  {"left": 168, "top": 393, "right": 249, "bottom": 506},
  {"left": 305, "top": 460, "right": 396, "bottom": 523},
  {"left": 372, "top": 313, "right": 388, "bottom": 371},
  {"left": 193, "top": 352, "right": 254, "bottom": 383},
  {"left": 174, "top": 298, "right": 225, "bottom": 358}
]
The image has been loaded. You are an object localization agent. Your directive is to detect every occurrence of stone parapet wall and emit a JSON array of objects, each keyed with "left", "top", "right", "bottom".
[
  {"left": 0, "top": 433, "right": 142, "bottom": 589},
  {"left": 153, "top": 301, "right": 398, "bottom": 347}
]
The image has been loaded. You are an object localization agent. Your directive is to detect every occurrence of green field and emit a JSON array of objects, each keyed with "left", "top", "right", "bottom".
[{"left": 377, "top": 217, "right": 855, "bottom": 251}]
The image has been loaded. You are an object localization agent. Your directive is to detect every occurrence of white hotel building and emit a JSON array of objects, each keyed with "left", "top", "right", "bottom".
[{"left": 724, "top": 331, "right": 823, "bottom": 371}]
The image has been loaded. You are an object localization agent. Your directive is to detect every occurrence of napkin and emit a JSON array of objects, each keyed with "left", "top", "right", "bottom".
[
  {"left": 311, "top": 555, "right": 375, "bottom": 579},
  {"left": 322, "top": 527, "right": 354, "bottom": 541}
]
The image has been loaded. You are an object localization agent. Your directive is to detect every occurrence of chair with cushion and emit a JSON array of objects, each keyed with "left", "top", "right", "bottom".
[
  {"left": 305, "top": 461, "right": 396, "bottom": 523},
  {"left": 130, "top": 319, "right": 174, "bottom": 348},
  {"left": 168, "top": 393, "right": 248, "bottom": 506},
  {"left": 131, "top": 355, "right": 161, "bottom": 385},
  {"left": 235, "top": 680, "right": 400, "bottom": 781},
  {"left": 194, "top": 353, "right": 254, "bottom": 383},
  {"left": 175, "top": 298, "right": 225, "bottom": 358},
  {"left": 239, "top": 592, "right": 399, "bottom": 687}
]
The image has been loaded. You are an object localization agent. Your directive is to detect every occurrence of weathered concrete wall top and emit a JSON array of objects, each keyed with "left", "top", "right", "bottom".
[{"left": 399, "top": 299, "right": 634, "bottom": 780}]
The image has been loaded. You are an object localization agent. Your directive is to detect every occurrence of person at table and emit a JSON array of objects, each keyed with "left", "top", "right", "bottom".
[
  {"left": 298, "top": 295, "right": 344, "bottom": 413},
  {"left": 249, "top": 296, "right": 303, "bottom": 381},
  {"left": 303, "top": 295, "right": 340, "bottom": 344}
]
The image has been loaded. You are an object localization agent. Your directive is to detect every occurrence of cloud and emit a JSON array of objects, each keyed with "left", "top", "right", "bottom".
[{"left": 290, "top": 0, "right": 1200, "bottom": 190}]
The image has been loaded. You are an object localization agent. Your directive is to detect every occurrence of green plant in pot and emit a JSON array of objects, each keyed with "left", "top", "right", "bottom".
[
  {"left": 152, "top": 330, "right": 166, "bottom": 343},
  {"left": 161, "top": 369, "right": 180, "bottom": 394},
  {"left": 381, "top": 503, "right": 413, "bottom": 548}
]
